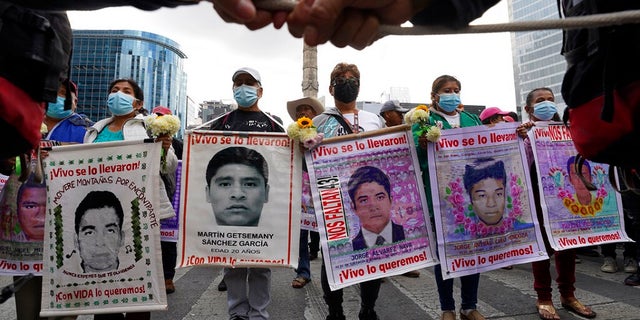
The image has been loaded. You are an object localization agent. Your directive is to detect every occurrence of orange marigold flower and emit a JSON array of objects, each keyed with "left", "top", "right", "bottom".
[{"left": 416, "top": 104, "right": 429, "bottom": 112}]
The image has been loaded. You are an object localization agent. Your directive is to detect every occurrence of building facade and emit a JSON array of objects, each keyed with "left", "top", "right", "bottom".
[
  {"left": 71, "top": 30, "right": 188, "bottom": 136},
  {"left": 199, "top": 100, "right": 235, "bottom": 125},
  {"left": 509, "top": 0, "right": 566, "bottom": 120}
]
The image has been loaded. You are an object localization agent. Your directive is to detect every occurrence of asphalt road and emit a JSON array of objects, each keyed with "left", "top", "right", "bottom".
[{"left": 0, "top": 250, "right": 639, "bottom": 319}]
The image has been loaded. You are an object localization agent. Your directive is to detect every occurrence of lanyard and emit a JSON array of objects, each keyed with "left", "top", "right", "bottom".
[{"left": 343, "top": 109, "right": 360, "bottom": 133}]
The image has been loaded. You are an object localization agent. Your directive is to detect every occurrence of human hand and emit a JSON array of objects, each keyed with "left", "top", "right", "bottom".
[
  {"left": 287, "top": 0, "right": 431, "bottom": 49},
  {"left": 209, "top": 0, "right": 290, "bottom": 30},
  {"left": 516, "top": 121, "right": 534, "bottom": 139},
  {"left": 157, "top": 134, "right": 173, "bottom": 151},
  {"left": 418, "top": 134, "right": 429, "bottom": 150}
]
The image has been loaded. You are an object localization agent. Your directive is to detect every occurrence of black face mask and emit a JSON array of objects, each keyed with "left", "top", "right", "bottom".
[{"left": 333, "top": 82, "right": 359, "bottom": 103}]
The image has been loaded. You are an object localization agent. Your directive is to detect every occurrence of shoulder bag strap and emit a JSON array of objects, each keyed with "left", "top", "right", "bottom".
[{"left": 329, "top": 114, "right": 353, "bottom": 134}]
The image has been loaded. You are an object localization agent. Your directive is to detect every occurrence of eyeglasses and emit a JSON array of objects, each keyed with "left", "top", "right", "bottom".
[{"left": 332, "top": 77, "right": 359, "bottom": 87}]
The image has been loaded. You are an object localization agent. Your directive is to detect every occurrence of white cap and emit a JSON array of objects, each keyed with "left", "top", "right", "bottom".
[{"left": 232, "top": 67, "right": 261, "bottom": 84}]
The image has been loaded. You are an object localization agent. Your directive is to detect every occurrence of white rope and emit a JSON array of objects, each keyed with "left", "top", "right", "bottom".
[
  {"left": 380, "top": 10, "right": 640, "bottom": 36},
  {"left": 252, "top": 1, "right": 640, "bottom": 36}
]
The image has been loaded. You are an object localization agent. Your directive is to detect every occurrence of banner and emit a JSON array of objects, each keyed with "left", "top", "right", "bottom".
[
  {"left": 0, "top": 144, "right": 58, "bottom": 276},
  {"left": 41, "top": 140, "right": 166, "bottom": 316},
  {"left": 528, "top": 122, "right": 631, "bottom": 250},
  {"left": 307, "top": 126, "right": 437, "bottom": 291},
  {"left": 0, "top": 172, "right": 43, "bottom": 275},
  {"left": 160, "top": 160, "right": 181, "bottom": 242},
  {"left": 0, "top": 173, "right": 7, "bottom": 191},
  {"left": 300, "top": 170, "right": 318, "bottom": 232},
  {"left": 178, "top": 131, "right": 301, "bottom": 268},
  {"left": 428, "top": 123, "right": 548, "bottom": 279}
]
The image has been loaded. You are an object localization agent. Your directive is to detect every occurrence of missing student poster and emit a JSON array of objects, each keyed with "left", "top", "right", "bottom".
[
  {"left": 41, "top": 140, "right": 166, "bottom": 316},
  {"left": 528, "top": 122, "right": 631, "bottom": 251},
  {"left": 177, "top": 130, "right": 301, "bottom": 269},
  {"left": 306, "top": 126, "right": 437, "bottom": 291},
  {"left": 428, "top": 123, "right": 548, "bottom": 279}
]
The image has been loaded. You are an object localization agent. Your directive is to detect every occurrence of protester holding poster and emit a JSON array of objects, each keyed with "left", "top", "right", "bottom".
[
  {"left": 0, "top": 79, "right": 91, "bottom": 320},
  {"left": 83, "top": 78, "right": 177, "bottom": 320},
  {"left": 207, "top": 67, "right": 285, "bottom": 320},
  {"left": 517, "top": 87, "right": 597, "bottom": 320},
  {"left": 149, "top": 106, "right": 182, "bottom": 294},
  {"left": 311, "top": 62, "right": 387, "bottom": 320},
  {"left": 286, "top": 97, "right": 324, "bottom": 289},
  {"left": 41, "top": 140, "right": 166, "bottom": 318},
  {"left": 414, "top": 75, "right": 486, "bottom": 320}
]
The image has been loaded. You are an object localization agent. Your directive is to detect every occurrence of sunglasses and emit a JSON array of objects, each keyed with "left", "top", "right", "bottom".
[{"left": 332, "top": 77, "right": 359, "bottom": 87}]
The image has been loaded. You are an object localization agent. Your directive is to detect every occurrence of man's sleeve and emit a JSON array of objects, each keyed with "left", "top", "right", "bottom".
[
  {"left": 410, "top": 0, "right": 502, "bottom": 28},
  {"left": 3, "top": 0, "right": 200, "bottom": 11}
]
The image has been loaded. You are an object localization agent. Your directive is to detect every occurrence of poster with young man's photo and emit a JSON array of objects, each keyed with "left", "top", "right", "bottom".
[
  {"left": 41, "top": 140, "right": 166, "bottom": 317},
  {"left": 177, "top": 130, "right": 301, "bottom": 269},
  {"left": 307, "top": 126, "right": 437, "bottom": 291},
  {"left": 428, "top": 123, "right": 548, "bottom": 279},
  {"left": 528, "top": 122, "right": 632, "bottom": 251}
]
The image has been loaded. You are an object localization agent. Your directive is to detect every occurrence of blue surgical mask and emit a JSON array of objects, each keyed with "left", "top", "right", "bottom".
[
  {"left": 233, "top": 85, "right": 259, "bottom": 108},
  {"left": 46, "top": 96, "right": 72, "bottom": 119},
  {"left": 533, "top": 101, "right": 557, "bottom": 121},
  {"left": 107, "top": 91, "right": 135, "bottom": 116},
  {"left": 437, "top": 93, "right": 461, "bottom": 113}
]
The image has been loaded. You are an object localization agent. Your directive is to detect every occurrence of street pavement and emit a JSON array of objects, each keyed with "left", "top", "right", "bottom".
[{"left": 0, "top": 250, "right": 639, "bottom": 319}]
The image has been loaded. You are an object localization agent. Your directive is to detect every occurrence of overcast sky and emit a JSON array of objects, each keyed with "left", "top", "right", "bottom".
[{"left": 67, "top": 1, "right": 515, "bottom": 125}]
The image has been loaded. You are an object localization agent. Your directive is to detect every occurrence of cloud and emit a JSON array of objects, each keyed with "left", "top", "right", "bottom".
[{"left": 68, "top": 1, "right": 515, "bottom": 125}]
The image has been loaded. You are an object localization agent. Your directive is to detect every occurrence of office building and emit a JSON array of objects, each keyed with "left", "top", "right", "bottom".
[
  {"left": 509, "top": 0, "right": 566, "bottom": 119},
  {"left": 71, "top": 30, "right": 188, "bottom": 136}
]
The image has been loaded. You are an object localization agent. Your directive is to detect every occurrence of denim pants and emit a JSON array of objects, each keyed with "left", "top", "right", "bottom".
[
  {"left": 296, "top": 229, "right": 311, "bottom": 279},
  {"left": 434, "top": 263, "right": 480, "bottom": 311},
  {"left": 320, "top": 260, "right": 381, "bottom": 314}
]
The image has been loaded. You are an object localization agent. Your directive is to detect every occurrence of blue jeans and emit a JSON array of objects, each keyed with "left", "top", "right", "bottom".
[
  {"left": 434, "top": 263, "right": 480, "bottom": 311},
  {"left": 296, "top": 229, "right": 311, "bottom": 279}
]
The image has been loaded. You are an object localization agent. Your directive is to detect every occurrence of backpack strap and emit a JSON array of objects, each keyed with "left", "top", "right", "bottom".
[
  {"left": 329, "top": 114, "right": 353, "bottom": 134},
  {"left": 262, "top": 111, "right": 285, "bottom": 132},
  {"left": 614, "top": 167, "right": 640, "bottom": 195}
]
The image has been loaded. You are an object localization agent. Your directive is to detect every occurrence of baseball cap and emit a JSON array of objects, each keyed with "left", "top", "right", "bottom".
[
  {"left": 152, "top": 106, "right": 172, "bottom": 115},
  {"left": 379, "top": 100, "right": 410, "bottom": 116},
  {"left": 287, "top": 97, "right": 325, "bottom": 121},
  {"left": 479, "top": 107, "right": 510, "bottom": 122},
  {"left": 232, "top": 67, "right": 261, "bottom": 84}
]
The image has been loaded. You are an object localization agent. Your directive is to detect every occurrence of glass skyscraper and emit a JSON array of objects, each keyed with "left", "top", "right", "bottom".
[
  {"left": 509, "top": 0, "right": 566, "bottom": 117},
  {"left": 71, "top": 30, "right": 188, "bottom": 136}
]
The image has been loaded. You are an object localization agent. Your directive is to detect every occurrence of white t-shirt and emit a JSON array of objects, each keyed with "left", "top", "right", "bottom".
[
  {"left": 431, "top": 109, "right": 461, "bottom": 128},
  {"left": 342, "top": 111, "right": 383, "bottom": 132}
]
